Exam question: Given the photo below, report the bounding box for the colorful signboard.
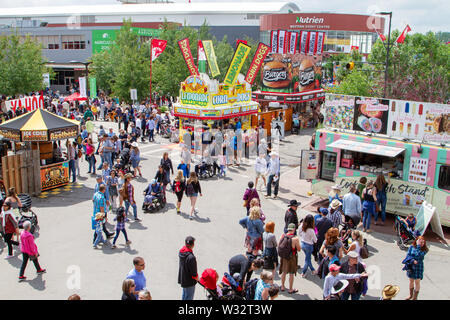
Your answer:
[40,161,70,191]
[0,129,20,141]
[49,127,79,141]
[245,43,270,85]
[202,40,220,78]
[5,95,44,113]
[324,94,355,130]
[180,76,208,106]
[261,53,322,93]
[178,38,200,76]
[223,42,251,86]
[353,96,389,134]
[22,130,48,142]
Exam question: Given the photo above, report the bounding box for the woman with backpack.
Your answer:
[239,206,265,256]
[243,181,260,216]
[185,172,202,220]
[278,223,301,294]
[172,170,186,214]
[300,214,317,278]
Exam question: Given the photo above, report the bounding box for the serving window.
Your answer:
[340,149,404,177]
[320,151,337,181]
[438,165,450,191]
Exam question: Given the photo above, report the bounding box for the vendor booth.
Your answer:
[0,108,80,192]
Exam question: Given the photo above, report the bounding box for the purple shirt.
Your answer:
[243,188,259,209]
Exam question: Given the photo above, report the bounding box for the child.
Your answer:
[218,152,227,177]
[102,162,111,184]
[177,159,189,178]
[112,207,131,249]
[93,212,106,249]
[107,170,119,211]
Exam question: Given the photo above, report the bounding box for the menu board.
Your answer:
[408,157,428,185]
[353,97,389,134]
[324,94,354,130]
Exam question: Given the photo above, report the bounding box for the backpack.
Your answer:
[174,181,182,193]
[278,234,293,260]
[360,239,369,259]
[244,278,259,300]
[186,182,194,196]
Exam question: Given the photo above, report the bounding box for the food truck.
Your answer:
[301,94,450,227]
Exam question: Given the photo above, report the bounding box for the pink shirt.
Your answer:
[20,230,38,256]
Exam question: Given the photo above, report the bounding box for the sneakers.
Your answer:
[176,208,180,214]
[273,195,278,199]
[37,269,46,274]
[189,216,193,220]
[126,240,132,245]
[111,245,117,249]
[93,245,99,249]
[134,217,141,222]
[18,276,26,281]
[4,255,13,259]
[264,194,270,199]
[194,208,199,214]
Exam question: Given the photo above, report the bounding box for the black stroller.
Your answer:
[115,148,134,176]
[394,215,418,250]
[17,194,39,234]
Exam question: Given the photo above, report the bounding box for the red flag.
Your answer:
[373,25,386,42]
[396,25,411,44]
[151,39,167,61]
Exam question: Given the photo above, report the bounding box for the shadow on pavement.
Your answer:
[127,221,148,230]
[27,275,46,291]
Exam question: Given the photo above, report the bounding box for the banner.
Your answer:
[288,32,297,54]
[43,73,50,88]
[270,30,278,53]
[277,30,286,54]
[316,32,325,55]
[89,77,97,99]
[5,95,44,113]
[324,94,355,130]
[197,40,207,73]
[245,42,270,85]
[178,38,200,76]
[152,38,167,62]
[223,42,251,86]
[202,40,220,78]
[300,31,308,55]
[41,161,70,191]
[261,53,322,93]
[353,96,389,134]
[79,77,87,98]
[308,32,317,55]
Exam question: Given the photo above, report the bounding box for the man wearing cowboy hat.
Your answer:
[382,285,400,300]
[284,200,300,235]
[340,251,367,300]
[323,264,367,300]
[328,199,344,229]
[265,151,280,199]
[328,280,349,300]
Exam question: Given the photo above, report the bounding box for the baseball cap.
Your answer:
[185,236,195,246]
[329,264,341,272]
[287,223,296,231]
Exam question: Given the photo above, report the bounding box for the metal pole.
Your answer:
[85,63,89,96]
[383,12,392,98]
[149,37,153,102]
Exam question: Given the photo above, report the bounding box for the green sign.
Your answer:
[89,77,97,98]
[92,28,162,54]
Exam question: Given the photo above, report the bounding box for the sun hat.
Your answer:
[287,223,296,231]
[382,285,400,300]
[269,151,278,157]
[124,173,133,179]
[329,264,341,272]
[330,199,342,210]
[331,185,341,191]
[131,142,138,148]
[347,251,359,259]
[331,280,349,295]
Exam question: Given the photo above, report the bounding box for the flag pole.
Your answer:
[150,37,153,103]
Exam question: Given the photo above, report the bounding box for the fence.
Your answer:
[1,150,41,196]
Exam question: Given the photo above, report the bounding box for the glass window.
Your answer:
[320,151,337,181]
[62,35,85,50]
[438,165,450,191]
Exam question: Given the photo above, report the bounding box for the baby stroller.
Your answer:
[394,215,418,250]
[17,193,38,234]
[116,148,134,176]
[218,273,244,300]
[198,268,222,300]
[160,120,171,139]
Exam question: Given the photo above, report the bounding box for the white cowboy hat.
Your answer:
[131,142,139,148]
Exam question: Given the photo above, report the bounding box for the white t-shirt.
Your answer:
[255,157,267,173]
[300,227,317,245]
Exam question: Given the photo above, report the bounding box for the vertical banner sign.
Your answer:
[223,42,251,86]
[89,77,97,99]
[43,73,50,88]
[202,40,221,78]
[270,30,278,53]
[278,30,286,54]
[79,77,87,97]
[197,40,207,73]
[178,38,200,76]
[284,32,290,54]
[244,42,270,85]
[316,32,325,55]
[289,32,297,54]
[308,32,317,56]
[300,31,309,55]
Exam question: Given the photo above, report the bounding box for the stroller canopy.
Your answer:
[200,268,218,291]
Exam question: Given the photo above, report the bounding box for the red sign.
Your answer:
[178,38,199,76]
[5,95,44,113]
[151,38,167,61]
[245,43,270,85]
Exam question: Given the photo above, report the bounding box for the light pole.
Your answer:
[377,12,393,98]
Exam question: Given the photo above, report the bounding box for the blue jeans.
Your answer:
[266,174,279,196]
[301,242,315,274]
[93,229,104,246]
[68,159,76,183]
[341,292,361,300]
[88,155,96,173]
[362,201,375,230]
[182,285,196,300]
[112,229,129,245]
[375,192,387,223]
[125,200,138,219]
[104,152,113,168]
[148,129,154,141]
[97,155,105,170]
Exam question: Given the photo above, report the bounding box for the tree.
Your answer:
[0,31,51,96]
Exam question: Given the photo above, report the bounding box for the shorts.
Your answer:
[255,172,265,178]
[189,193,198,198]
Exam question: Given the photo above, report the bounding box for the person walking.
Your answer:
[362,181,377,233]
[121,279,137,300]
[262,221,278,275]
[147,116,155,142]
[161,152,174,185]
[123,173,140,221]
[126,257,147,299]
[112,207,131,249]
[254,153,267,191]
[278,223,301,294]
[265,152,280,199]
[342,185,362,227]
[403,236,428,300]
[328,199,344,229]
[243,181,260,216]
[314,207,333,263]
[374,174,388,226]
[93,184,114,239]
[239,206,265,256]
[185,172,202,220]
[172,170,186,214]
[18,220,46,281]
[66,140,77,183]
[155,165,170,199]
[130,142,142,178]
[340,251,367,300]
[84,137,96,175]
[1,201,19,259]
[284,200,300,234]
[93,212,106,249]
[178,236,198,300]
[300,214,317,278]
[106,170,119,211]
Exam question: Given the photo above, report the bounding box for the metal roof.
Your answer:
[0,2,300,18]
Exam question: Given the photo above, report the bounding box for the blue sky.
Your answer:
[0,0,448,33]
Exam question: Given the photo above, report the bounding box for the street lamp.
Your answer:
[70,60,91,95]
[376,12,393,98]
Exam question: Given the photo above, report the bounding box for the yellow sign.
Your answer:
[180,76,209,107]
[223,42,251,86]
[324,38,351,45]
[202,40,221,78]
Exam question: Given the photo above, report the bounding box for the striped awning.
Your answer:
[327,139,404,157]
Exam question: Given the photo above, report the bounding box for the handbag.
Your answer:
[360,243,369,259]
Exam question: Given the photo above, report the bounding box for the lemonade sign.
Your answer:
[180,76,209,107]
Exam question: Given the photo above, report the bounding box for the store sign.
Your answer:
[180,76,208,106]
[211,94,228,106]
[174,107,200,116]
[223,42,251,86]
[178,38,200,76]
[261,53,322,94]
[202,40,220,78]
[49,127,79,141]
[201,110,222,118]
[41,162,69,191]
[223,107,241,116]
[22,130,48,141]
[245,42,270,85]
[5,95,44,113]
[324,94,355,130]
[353,96,389,134]
[92,28,161,53]
[0,129,20,141]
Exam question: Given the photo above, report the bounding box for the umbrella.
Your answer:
[64,92,87,102]
[0,108,79,142]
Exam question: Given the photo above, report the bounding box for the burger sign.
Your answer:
[261,53,322,93]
